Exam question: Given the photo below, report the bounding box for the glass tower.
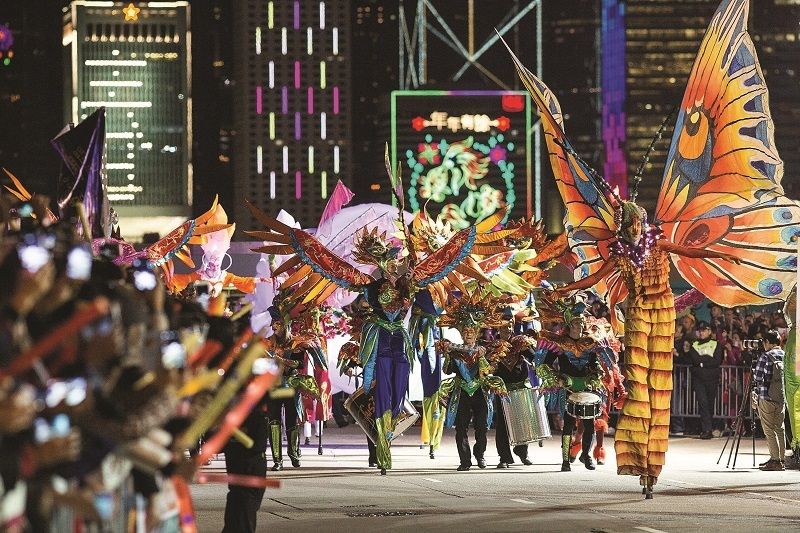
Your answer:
[63,1,192,230]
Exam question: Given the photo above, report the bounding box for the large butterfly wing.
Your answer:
[664,198,800,305]
[504,39,628,317]
[657,0,799,303]
[657,0,785,222]
[503,39,617,243]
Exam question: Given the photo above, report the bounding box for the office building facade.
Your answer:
[63,1,192,234]
[233,0,352,228]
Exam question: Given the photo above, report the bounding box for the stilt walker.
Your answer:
[505,0,800,496]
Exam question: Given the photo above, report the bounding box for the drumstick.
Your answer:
[187,339,223,369]
[218,328,254,373]
[195,473,281,489]
[173,476,198,533]
[1,297,110,378]
[177,339,267,449]
[195,370,279,465]
[231,428,254,449]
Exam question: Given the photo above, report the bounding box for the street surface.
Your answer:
[192,425,800,532]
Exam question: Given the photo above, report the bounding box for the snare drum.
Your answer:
[566,392,602,420]
[344,387,420,444]
[501,387,551,446]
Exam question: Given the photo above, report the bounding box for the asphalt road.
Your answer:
[192,425,800,532]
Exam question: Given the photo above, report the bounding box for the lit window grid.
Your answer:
[69,6,191,208]
[248,0,350,203]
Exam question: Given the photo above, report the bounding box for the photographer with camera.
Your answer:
[751,330,786,471]
[690,322,724,439]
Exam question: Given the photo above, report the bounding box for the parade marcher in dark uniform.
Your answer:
[264,302,320,471]
[489,312,537,468]
[689,321,723,439]
[437,291,507,471]
[204,313,270,533]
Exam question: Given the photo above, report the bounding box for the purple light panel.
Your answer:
[295,170,302,199]
[601,0,628,197]
[307,87,314,114]
[333,86,339,115]
[256,86,262,115]
[293,1,300,30]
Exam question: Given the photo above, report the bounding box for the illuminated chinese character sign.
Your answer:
[391,91,531,229]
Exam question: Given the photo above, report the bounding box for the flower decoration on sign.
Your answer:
[407,133,516,230]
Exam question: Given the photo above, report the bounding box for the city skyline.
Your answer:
[0,0,797,238]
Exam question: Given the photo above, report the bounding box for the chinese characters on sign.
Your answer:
[411,112,511,133]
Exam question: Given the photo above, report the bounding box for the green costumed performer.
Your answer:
[784,289,800,465]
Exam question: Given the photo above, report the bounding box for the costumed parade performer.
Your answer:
[437,291,508,471]
[535,295,619,472]
[487,307,538,468]
[566,313,625,466]
[263,298,321,471]
[296,306,333,454]
[784,290,800,465]
[336,295,384,468]
[410,288,445,459]
[243,160,512,474]
[505,0,800,497]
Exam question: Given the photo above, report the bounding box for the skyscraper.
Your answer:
[0,1,64,194]
[750,0,800,199]
[63,1,192,235]
[624,0,718,211]
[233,0,352,229]
[350,1,397,205]
[190,0,235,217]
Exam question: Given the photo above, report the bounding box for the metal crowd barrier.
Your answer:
[670,364,750,419]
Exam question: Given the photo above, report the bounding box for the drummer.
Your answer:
[436,290,508,471]
[488,307,538,468]
[534,294,610,472]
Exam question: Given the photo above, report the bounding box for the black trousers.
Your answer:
[367,436,377,464]
[493,395,528,463]
[222,410,268,533]
[693,372,719,433]
[455,389,488,466]
[562,413,594,458]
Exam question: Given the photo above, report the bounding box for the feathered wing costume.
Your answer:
[244,177,510,472]
[506,0,800,495]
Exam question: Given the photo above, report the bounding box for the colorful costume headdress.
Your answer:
[438,290,509,330]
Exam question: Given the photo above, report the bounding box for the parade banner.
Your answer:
[51,108,108,237]
[391,90,532,229]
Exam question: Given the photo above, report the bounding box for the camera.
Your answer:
[741,339,764,351]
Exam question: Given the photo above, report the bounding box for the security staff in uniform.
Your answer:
[689,321,723,439]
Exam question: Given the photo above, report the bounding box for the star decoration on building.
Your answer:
[123,3,141,22]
